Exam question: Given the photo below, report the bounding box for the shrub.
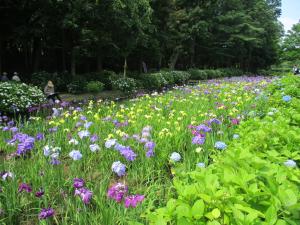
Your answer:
[111,77,137,95]
[86,81,105,93]
[140,73,167,90]
[161,71,175,86]
[188,69,208,80]
[171,71,191,84]
[83,70,117,90]
[0,82,45,113]
[219,68,243,77]
[188,68,244,80]
[67,76,87,94]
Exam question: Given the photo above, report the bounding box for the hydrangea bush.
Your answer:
[111,77,137,95]
[0,82,45,113]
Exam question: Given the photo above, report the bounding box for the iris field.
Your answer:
[1,75,299,225]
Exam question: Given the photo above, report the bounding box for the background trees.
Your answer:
[281,22,300,63]
[0,0,283,78]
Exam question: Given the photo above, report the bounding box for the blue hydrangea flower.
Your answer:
[69,150,82,160]
[170,152,181,162]
[214,141,227,150]
[112,161,126,176]
[233,134,240,139]
[284,159,297,168]
[196,162,205,168]
[282,95,292,102]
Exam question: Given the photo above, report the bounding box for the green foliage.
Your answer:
[140,73,167,90]
[0,82,45,113]
[111,77,137,95]
[83,70,118,90]
[147,76,300,225]
[31,71,70,91]
[281,23,300,63]
[170,71,190,85]
[67,76,87,94]
[86,81,105,93]
[188,68,243,80]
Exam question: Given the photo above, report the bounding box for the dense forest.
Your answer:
[1,0,282,78]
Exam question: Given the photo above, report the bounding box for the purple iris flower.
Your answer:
[144,141,155,158]
[2,127,9,132]
[146,149,154,158]
[16,136,35,156]
[49,127,58,133]
[90,134,98,143]
[35,189,45,198]
[196,125,212,133]
[208,118,221,125]
[84,122,93,129]
[192,135,205,145]
[124,195,145,208]
[119,147,137,161]
[18,183,32,193]
[38,208,55,220]
[36,133,45,141]
[7,120,14,127]
[74,187,93,204]
[50,158,61,165]
[10,127,18,133]
[107,183,128,202]
[112,161,126,176]
[73,178,85,188]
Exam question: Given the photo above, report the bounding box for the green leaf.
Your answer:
[192,199,205,219]
[175,203,192,219]
[166,199,177,212]
[211,208,221,219]
[278,188,298,207]
[276,219,287,225]
[198,193,212,203]
[265,205,277,225]
[207,221,221,225]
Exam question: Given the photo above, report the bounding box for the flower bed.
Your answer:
[1,76,298,224]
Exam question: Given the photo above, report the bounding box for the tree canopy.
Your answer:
[0,0,283,77]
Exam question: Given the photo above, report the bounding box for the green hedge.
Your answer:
[139,71,190,91]
[188,68,244,80]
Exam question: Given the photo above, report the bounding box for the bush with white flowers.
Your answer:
[0,82,45,113]
[111,77,137,95]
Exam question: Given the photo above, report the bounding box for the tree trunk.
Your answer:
[62,30,67,72]
[157,54,162,71]
[190,38,196,68]
[169,50,179,70]
[0,36,2,75]
[97,53,103,72]
[71,47,76,77]
[33,38,41,72]
[123,57,127,78]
